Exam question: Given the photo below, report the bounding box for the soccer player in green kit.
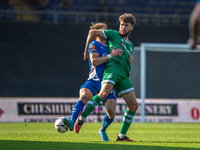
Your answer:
[75,13,138,141]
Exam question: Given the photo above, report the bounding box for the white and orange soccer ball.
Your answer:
[54,117,68,133]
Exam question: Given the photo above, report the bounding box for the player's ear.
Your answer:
[131,25,133,30]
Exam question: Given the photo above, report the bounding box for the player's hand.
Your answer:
[129,55,134,64]
[84,50,88,60]
[110,47,123,57]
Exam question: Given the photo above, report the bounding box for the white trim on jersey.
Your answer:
[101,79,115,85]
[118,87,134,96]
[88,66,100,81]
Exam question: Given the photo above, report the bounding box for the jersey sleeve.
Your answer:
[88,41,100,55]
[102,29,118,40]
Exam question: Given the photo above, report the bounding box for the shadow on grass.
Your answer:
[0,140,199,150]
[143,141,200,144]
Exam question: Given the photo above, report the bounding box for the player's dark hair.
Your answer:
[90,22,108,30]
[119,13,136,26]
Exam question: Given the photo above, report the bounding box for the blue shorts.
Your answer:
[80,79,117,105]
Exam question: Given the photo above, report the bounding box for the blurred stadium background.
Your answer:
[0,0,200,123]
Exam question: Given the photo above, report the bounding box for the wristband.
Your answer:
[107,54,112,59]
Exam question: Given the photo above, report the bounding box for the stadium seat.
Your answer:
[44,8,53,20]
[0,6,4,20]
[87,0,98,6]
[57,8,65,21]
[5,6,15,20]
[66,16,75,21]
[105,0,116,6]
[88,16,96,22]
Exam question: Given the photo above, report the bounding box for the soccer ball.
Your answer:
[54,117,68,133]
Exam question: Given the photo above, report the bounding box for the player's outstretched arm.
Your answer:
[84,30,105,60]
[91,47,123,66]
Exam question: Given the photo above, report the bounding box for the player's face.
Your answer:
[119,21,133,37]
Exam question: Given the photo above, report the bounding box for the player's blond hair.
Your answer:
[119,13,136,26]
[89,22,108,30]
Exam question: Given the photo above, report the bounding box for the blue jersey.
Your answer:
[87,41,108,81]
[197,0,200,3]
[80,40,116,104]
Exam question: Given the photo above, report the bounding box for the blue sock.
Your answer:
[71,100,85,123]
[100,113,114,132]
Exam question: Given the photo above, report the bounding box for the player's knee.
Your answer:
[133,103,138,112]
[128,101,138,112]
[106,108,115,119]
[99,91,109,100]
[79,95,89,104]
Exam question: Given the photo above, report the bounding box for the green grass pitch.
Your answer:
[0,122,200,150]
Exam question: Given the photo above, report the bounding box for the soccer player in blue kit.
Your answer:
[62,22,123,141]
